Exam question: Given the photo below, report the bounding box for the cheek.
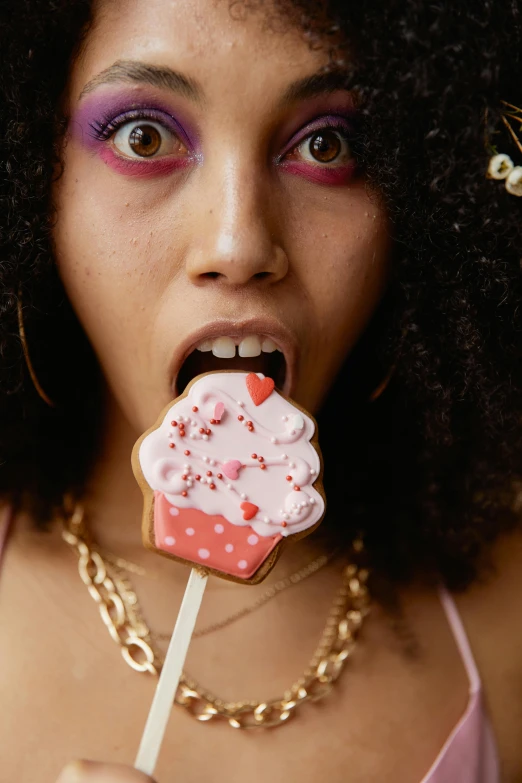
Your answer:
[315,227,389,330]
[54,141,178,297]
[52,145,181,394]
[295,192,389,329]
[287,188,390,405]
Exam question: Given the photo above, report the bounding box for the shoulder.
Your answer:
[453,530,522,781]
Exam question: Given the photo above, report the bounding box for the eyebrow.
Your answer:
[79,61,204,103]
[280,70,352,104]
[79,59,351,107]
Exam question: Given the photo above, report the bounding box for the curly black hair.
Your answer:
[1,0,521,590]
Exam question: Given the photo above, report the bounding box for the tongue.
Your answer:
[177,350,285,394]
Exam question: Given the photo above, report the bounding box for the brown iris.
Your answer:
[128,124,162,157]
[309,130,342,163]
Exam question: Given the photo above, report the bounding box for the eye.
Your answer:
[112,120,187,159]
[291,127,353,166]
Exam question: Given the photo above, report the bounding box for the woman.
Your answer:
[1,0,521,780]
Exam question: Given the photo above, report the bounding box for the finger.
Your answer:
[57,759,157,782]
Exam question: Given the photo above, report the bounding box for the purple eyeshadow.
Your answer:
[276,113,355,162]
[69,88,200,152]
[68,87,357,186]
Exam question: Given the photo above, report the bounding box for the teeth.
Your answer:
[196,335,281,357]
[261,338,277,353]
[212,336,236,359]
[238,335,261,357]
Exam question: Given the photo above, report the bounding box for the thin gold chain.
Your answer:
[97,545,335,640]
[62,502,371,729]
[165,551,333,640]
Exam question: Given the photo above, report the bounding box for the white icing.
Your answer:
[139,372,325,537]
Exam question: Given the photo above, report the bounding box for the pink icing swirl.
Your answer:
[139,372,325,538]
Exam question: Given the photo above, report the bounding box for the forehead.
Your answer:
[73,0,330,101]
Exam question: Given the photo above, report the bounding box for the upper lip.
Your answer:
[170,318,298,397]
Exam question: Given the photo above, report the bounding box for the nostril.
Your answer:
[199,270,272,282]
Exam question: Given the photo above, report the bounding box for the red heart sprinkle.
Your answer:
[240,502,259,521]
[246,373,275,406]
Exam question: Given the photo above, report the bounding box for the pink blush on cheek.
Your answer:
[279,159,357,187]
[98,146,193,178]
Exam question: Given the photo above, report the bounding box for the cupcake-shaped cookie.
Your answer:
[133,371,325,584]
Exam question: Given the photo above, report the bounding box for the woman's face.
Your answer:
[54,0,390,433]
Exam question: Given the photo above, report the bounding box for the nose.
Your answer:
[185,155,289,286]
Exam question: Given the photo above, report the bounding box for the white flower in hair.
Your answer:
[505,166,522,196]
[488,153,514,180]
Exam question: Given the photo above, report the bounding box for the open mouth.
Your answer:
[176,334,287,395]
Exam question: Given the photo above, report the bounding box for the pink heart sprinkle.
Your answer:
[213,402,225,421]
[222,459,242,480]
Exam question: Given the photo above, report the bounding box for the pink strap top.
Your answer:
[422,588,500,782]
[0,508,500,780]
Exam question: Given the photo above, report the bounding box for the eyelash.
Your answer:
[89,110,355,165]
[286,117,354,163]
[88,110,175,141]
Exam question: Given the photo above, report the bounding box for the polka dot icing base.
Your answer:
[154,491,282,578]
[136,371,325,581]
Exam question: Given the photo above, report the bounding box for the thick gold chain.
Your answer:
[62,503,371,729]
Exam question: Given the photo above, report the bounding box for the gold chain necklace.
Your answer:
[62,502,371,729]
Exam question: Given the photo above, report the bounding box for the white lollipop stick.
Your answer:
[134,567,208,776]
